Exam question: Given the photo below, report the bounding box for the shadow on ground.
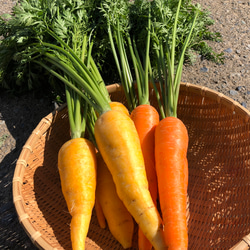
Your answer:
[0,90,54,249]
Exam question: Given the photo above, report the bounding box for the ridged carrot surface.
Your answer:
[58,138,97,250]
[155,116,189,250]
[94,110,167,250]
[130,104,160,250]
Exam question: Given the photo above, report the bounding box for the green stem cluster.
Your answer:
[101,0,152,111]
[34,29,111,139]
[101,0,199,119]
[107,20,137,111]
[151,0,199,118]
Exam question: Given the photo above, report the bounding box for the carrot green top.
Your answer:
[100,0,152,111]
[32,29,112,140]
[150,0,199,119]
[34,30,112,117]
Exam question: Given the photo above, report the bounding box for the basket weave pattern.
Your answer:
[13,83,250,249]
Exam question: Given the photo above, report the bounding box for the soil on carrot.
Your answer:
[0,0,249,249]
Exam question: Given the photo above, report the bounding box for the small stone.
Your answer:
[224,48,233,53]
[236,50,241,54]
[235,86,244,91]
[241,102,247,108]
[200,67,209,73]
[229,90,238,96]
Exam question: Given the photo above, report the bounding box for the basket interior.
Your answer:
[17,84,250,249]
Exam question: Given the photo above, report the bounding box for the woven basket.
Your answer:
[13,82,250,250]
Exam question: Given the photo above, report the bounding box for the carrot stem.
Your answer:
[151,0,199,118]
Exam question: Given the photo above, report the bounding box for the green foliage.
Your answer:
[148,0,223,65]
[0,0,224,96]
[0,0,98,96]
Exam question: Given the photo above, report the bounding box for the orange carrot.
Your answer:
[150,1,198,248]
[130,104,159,250]
[130,104,159,205]
[58,138,97,250]
[96,152,134,248]
[94,110,167,250]
[184,157,188,194]
[155,116,189,250]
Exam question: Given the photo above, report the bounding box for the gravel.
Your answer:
[182,0,250,110]
[0,0,249,249]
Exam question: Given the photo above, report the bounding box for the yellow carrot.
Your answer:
[109,101,130,116]
[95,101,129,232]
[58,138,97,250]
[96,152,134,248]
[94,110,167,250]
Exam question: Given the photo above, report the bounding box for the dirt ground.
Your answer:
[0,0,250,249]
[182,0,250,110]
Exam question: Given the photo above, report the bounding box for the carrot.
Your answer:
[95,102,129,119]
[138,228,152,250]
[109,101,130,116]
[155,117,189,249]
[126,5,160,249]
[96,152,134,248]
[94,100,130,232]
[94,110,167,250]
[130,104,159,250]
[53,40,100,249]
[149,1,198,248]
[184,157,188,194]
[58,138,97,250]
[130,104,159,204]
[95,197,106,229]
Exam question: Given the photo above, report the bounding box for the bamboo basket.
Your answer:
[13,82,250,250]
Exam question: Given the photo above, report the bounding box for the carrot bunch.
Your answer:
[32,19,167,250]
[101,1,160,248]
[24,0,200,249]
[101,0,199,249]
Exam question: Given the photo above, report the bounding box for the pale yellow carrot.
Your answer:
[96,152,134,248]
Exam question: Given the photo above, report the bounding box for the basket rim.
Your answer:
[12,82,250,250]
[12,104,67,250]
[106,82,250,122]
